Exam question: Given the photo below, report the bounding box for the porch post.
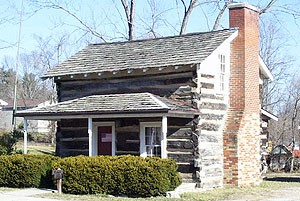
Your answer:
[23,118,28,154]
[88,117,92,156]
[161,115,167,158]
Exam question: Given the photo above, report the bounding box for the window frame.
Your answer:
[218,54,226,93]
[140,122,162,158]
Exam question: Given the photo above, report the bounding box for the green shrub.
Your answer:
[0,145,7,155]
[53,155,182,197]
[0,127,23,155]
[145,157,182,190]
[0,154,57,188]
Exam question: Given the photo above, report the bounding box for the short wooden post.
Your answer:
[57,178,62,194]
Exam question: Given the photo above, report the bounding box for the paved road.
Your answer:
[0,188,63,201]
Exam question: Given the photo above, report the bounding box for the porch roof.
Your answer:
[15,93,199,119]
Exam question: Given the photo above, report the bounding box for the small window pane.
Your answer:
[145,127,161,157]
[219,54,226,92]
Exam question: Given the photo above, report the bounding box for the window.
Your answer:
[140,122,162,158]
[218,54,226,92]
[145,127,161,157]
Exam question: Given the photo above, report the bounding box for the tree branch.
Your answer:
[45,3,107,42]
[180,0,197,35]
[260,0,277,14]
[212,1,232,31]
[121,0,135,40]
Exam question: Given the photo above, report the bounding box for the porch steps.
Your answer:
[166,182,203,198]
[179,173,195,183]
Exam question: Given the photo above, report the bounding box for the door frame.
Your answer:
[92,122,115,156]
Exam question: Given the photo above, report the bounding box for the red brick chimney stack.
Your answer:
[223,3,261,186]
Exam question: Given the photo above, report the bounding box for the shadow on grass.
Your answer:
[26,150,55,156]
[35,149,55,155]
[264,177,300,183]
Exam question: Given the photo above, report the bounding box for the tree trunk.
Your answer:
[179,0,197,35]
[121,0,136,40]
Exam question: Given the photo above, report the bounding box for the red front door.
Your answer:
[98,126,112,155]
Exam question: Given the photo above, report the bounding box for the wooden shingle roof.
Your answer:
[42,29,237,78]
[15,93,198,118]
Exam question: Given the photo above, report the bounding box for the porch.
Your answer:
[16,93,199,171]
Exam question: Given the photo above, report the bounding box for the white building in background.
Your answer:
[0,98,51,133]
[0,99,8,110]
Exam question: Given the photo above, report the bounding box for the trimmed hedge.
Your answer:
[0,154,57,188]
[52,155,182,197]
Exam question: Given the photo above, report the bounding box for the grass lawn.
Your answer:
[36,172,300,201]
[0,187,15,192]
[9,143,300,200]
[16,142,55,155]
[183,172,300,201]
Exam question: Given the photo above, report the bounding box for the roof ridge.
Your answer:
[148,93,169,109]
[89,29,236,46]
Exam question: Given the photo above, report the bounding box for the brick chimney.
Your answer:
[223,3,261,186]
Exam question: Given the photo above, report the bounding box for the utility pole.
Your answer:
[290,98,299,172]
[12,0,24,129]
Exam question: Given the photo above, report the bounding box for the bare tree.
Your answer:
[0,1,23,50]
[179,0,197,35]
[19,36,65,144]
[26,0,300,40]
[212,0,233,31]
[268,106,290,145]
[138,0,164,39]
[20,72,42,99]
[284,76,300,172]
[120,0,136,40]
[212,0,279,31]
[260,19,293,111]
[29,0,108,43]
[267,74,300,171]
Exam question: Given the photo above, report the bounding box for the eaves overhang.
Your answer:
[261,108,278,121]
[15,93,199,120]
[259,56,274,81]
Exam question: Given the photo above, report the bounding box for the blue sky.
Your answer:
[0,0,299,74]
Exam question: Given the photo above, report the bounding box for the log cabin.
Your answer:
[16,3,275,188]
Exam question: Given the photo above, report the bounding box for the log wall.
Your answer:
[56,119,89,157]
[195,74,229,188]
[55,69,199,180]
[57,71,195,102]
[57,117,195,162]
[166,117,197,176]
[115,118,140,156]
